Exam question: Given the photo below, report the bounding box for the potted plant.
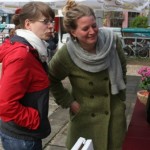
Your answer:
[137,66,150,123]
[137,66,150,105]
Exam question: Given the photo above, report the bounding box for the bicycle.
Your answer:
[123,39,149,58]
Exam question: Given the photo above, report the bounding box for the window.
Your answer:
[128,12,139,27]
[104,11,124,27]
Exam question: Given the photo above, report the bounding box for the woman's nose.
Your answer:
[48,23,54,28]
[89,27,95,34]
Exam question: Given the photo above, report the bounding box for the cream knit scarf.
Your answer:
[66,28,126,95]
[16,29,49,63]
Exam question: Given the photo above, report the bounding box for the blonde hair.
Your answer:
[62,0,77,13]
[62,0,96,33]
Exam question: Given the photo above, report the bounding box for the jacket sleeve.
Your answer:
[48,45,74,108]
[0,57,40,130]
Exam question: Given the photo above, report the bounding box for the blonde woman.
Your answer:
[49,0,127,149]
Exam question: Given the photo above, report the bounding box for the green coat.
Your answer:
[48,37,127,150]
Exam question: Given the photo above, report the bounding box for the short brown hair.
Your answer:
[12,1,55,29]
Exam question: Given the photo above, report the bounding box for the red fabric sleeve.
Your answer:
[0,58,40,130]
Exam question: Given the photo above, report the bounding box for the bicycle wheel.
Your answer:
[123,45,133,57]
[138,47,149,58]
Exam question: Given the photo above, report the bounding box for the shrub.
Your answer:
[131,15,148,28]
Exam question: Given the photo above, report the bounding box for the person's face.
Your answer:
[25,16,54,40]
[71,15,98,47]
[9,29,15,37]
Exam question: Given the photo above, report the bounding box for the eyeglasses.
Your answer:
[37,19,55,25]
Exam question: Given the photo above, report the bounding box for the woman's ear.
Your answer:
[24,19,32,30]
[70,29,76,38]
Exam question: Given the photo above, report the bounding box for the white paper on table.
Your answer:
[71,137,94,150]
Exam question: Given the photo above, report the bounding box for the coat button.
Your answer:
[90,95,94,99]
[91,113,96,117]
[89,81,93,86]
[104,77,108,81]
[104,111,109,115]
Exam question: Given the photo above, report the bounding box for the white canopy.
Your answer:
[0,0,149,14]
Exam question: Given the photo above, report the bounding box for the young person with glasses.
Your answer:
[0,2,54,150]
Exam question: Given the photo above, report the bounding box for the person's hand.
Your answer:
[70,101,80,114]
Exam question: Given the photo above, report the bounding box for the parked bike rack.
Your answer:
[121,28,150,58]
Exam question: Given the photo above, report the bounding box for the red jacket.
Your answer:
[0,36,51,140]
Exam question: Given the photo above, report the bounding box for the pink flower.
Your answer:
[138,66,150,90]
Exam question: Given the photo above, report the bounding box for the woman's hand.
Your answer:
[70,101,80,114]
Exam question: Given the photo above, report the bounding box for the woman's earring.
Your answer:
[73,37,77,42]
